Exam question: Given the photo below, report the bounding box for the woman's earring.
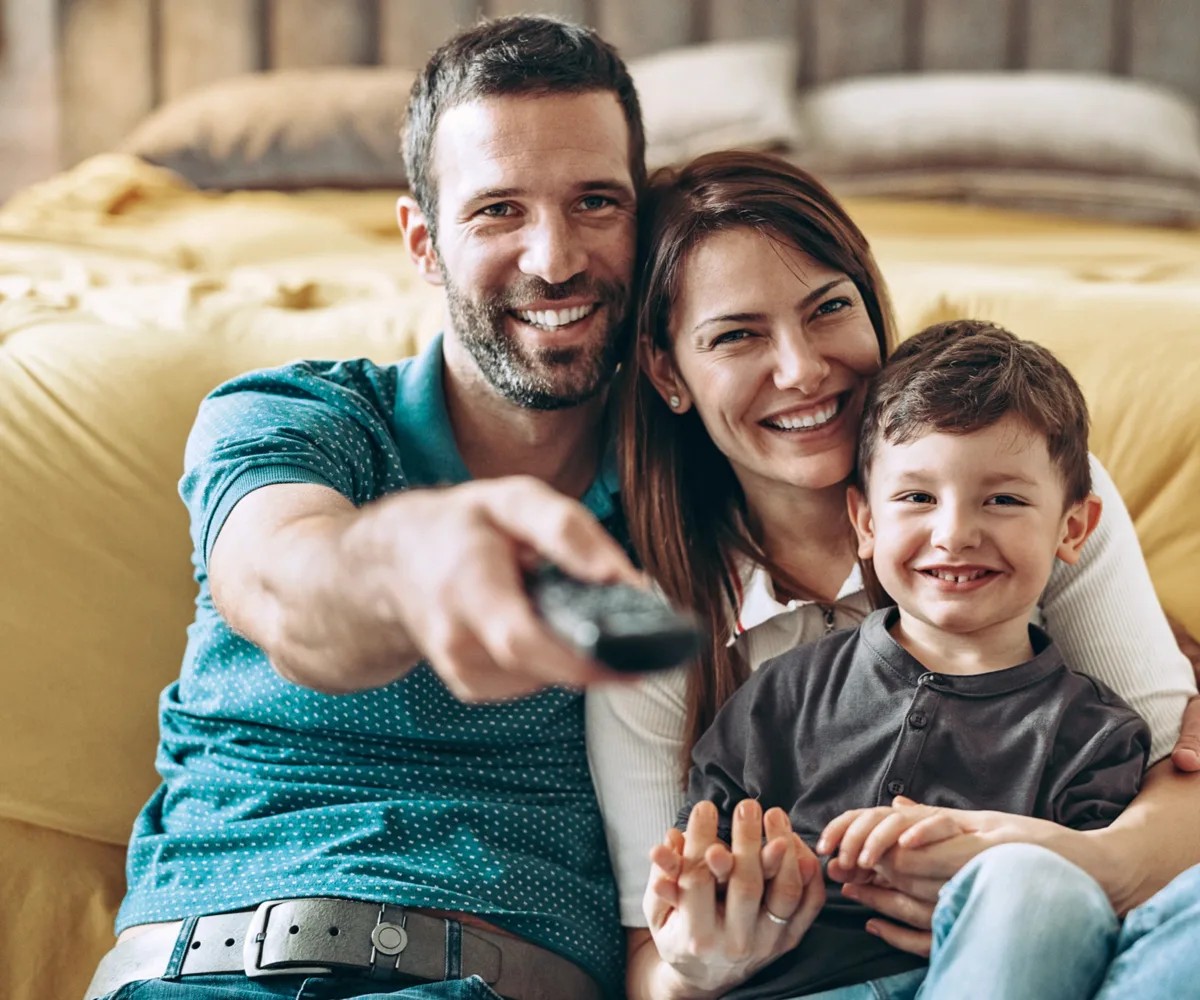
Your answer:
[669,395,681,409]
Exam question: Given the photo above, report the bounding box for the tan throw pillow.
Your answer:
[118,68,415,190]
[630,41,801,171]
[796,73,1200,225]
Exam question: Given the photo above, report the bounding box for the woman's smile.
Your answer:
[659,227,881,498]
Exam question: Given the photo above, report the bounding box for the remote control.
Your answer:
[527,564,703,673]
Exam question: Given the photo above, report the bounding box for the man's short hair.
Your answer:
[402,15,646,238]
[857,319,1093,504]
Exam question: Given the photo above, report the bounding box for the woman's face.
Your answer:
[650,226,882,498]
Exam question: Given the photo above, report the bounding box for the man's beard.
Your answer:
[442,267,630,411]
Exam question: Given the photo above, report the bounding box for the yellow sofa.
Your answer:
[1,161,1198,1000]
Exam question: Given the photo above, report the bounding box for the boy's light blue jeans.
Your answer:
[803,842,1200,1000]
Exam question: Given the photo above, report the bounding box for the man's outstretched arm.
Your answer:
[209,477,639,701]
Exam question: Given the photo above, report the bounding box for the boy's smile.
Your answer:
[849,415,1100,673]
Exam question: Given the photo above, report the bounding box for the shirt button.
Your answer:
[887,779,905,796]
[908,712,927,729]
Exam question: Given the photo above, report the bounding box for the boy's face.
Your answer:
[848,415,1100,638]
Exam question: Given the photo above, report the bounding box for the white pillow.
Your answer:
[795,73,1200,224]
[630,41,801,171]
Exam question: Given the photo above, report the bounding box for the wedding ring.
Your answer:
[765,908,790,926]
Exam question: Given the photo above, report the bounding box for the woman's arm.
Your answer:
[585,667,690,927]
[1040,455,1197,764]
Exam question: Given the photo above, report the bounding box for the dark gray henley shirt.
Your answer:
[681,607,1150,999]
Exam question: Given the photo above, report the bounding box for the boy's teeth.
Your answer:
[929,569,989,583]
[766,399,840,430]
[515,304,596,328]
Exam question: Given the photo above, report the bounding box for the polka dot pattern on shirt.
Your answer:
[119,342,624,997]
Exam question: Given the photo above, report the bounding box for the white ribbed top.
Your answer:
[586,455,1196,927]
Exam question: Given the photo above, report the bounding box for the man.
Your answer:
[85,16,644,1000]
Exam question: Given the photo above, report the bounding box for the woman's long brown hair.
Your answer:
[618,150,897,773]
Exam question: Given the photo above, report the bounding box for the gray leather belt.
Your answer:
[84,898,603,1000]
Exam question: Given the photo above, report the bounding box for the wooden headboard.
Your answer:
[54,0,1200,169]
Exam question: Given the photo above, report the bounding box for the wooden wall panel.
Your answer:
[380,0,482,68]
[487,0,589,24]
[709,0,798,42]
[1026,0,1115,73]
[920,0,1011,71]
[1129,0,1200,105]
[160,0,261,102]
[598,0,696,60]
[59,0,156,165]
[806,0,908,84]
[268,0,377,69]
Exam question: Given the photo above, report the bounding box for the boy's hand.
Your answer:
[818,798,969,883]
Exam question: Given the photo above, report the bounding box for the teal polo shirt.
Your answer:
[118,335,625,996]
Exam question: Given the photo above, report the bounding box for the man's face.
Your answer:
[429,91,637,410]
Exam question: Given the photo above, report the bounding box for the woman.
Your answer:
[586,151,1200,998]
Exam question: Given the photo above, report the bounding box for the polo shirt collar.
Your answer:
[730,557,864,643]
[392,333,472,488]
[392,334,620,519]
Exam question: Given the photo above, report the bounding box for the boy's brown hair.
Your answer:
[857,319,1092,505]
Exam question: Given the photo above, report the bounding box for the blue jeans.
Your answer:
[804,842,1200,1000]
[97,974,502,1000]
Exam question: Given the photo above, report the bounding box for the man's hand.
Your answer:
[360,476,640,700]
[211,476,640,700]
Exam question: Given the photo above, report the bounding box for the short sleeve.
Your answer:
[180,362,394,569]
[1041,454,1197,764]
[1054,716,1151,831]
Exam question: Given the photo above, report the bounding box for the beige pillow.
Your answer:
[797,73,1200,225]
[119,68,415,190]
[630,41,801,171]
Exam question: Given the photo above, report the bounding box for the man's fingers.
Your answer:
[1171,695,1200,772]
[469,574,606,688]
[866,919,933,958]
[422,619,546,702]
[480,477,640,586]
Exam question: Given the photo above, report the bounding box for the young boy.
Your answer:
[674,320,1151,998]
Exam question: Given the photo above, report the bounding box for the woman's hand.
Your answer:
[817,797,1086,956]
[815,800,970,956]
[641,800,825,998]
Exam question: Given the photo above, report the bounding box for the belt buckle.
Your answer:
[243,899,335,979]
